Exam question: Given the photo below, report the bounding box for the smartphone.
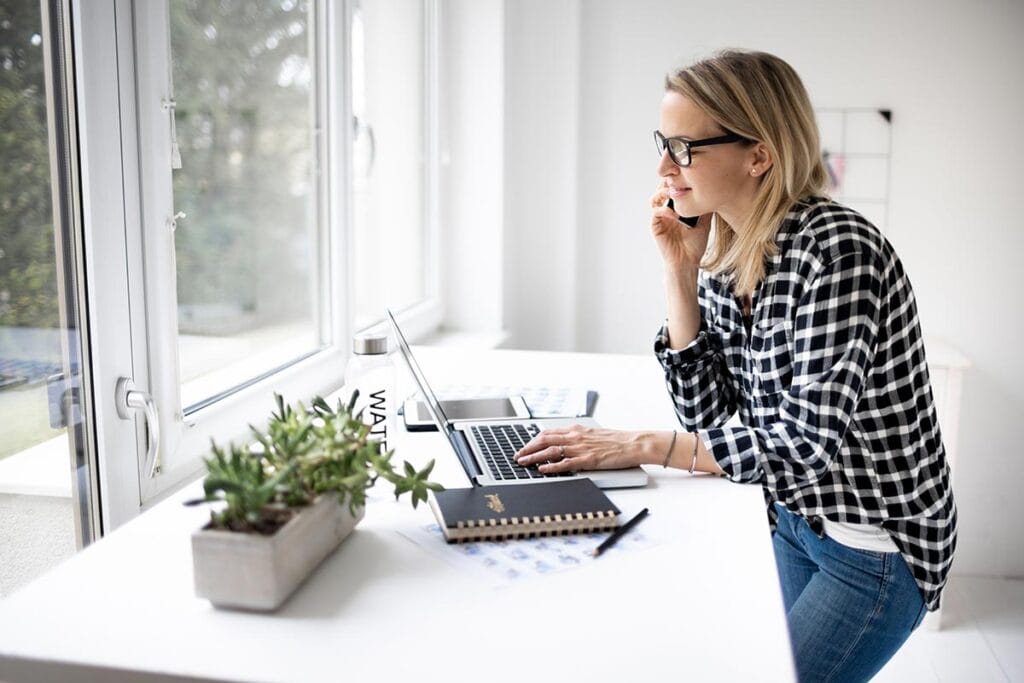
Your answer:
[666,197,700,228]
[402,396,532,431]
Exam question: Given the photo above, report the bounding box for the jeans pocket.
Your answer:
[842,543,889,560]
[822,534,889,576]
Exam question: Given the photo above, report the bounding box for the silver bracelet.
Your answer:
[661,430,678,468]
[688,432,700,474]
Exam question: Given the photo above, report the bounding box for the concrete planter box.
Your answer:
[191,494,364,611]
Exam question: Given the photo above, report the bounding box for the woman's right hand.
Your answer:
[649,179,712,269]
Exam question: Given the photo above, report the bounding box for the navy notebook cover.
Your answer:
[428,478,620,543]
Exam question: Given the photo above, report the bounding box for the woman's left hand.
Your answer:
[515,425,647,474]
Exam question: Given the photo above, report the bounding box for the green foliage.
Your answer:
[195,441,296,532]
[1,0,323,331]
[169,0,316,333]
[0,0,60,328]
[186,392,443,534]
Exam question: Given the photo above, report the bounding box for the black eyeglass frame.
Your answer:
[653,130,752,167]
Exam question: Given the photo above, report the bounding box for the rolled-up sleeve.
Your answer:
[703,251,883,493]
[654,273,741,431]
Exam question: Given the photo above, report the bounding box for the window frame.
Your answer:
[75,0,441,526]
[73,0,145,530]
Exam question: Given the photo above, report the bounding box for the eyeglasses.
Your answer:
[653,129,751,167]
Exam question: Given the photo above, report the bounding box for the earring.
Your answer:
[750,168,758,176]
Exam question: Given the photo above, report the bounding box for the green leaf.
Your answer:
[204,477,247,497]
[418,459,436,478]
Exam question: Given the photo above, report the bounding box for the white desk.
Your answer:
[0,348,796,682]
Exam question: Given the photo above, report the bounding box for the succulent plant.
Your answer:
[186,391,442,534]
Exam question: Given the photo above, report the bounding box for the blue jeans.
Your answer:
[772,503,928,682]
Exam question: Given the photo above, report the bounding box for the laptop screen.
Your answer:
[386,309,453,435]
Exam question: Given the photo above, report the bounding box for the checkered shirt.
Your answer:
[654,197,957,611]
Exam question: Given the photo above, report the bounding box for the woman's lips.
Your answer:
[668,186,691,198]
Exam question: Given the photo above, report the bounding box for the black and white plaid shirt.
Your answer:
[654,197,956,610]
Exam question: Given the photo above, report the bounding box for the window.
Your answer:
[168,0,327,411]
[0,0,99,593]
[351,0,439,332]
[76,0,441,515]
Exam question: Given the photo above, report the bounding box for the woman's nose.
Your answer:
[657,150,678,177]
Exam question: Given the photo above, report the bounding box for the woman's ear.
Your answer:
[751,142,773,176]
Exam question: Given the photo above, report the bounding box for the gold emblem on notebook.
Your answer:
[485,493,505,513]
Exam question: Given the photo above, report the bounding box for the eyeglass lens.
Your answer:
[655,132,690,167]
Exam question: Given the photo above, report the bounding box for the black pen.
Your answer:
[592,507,649,557]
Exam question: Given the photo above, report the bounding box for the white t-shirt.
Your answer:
[822,518,900,553]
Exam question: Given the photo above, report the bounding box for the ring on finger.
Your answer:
[559,445,566,459]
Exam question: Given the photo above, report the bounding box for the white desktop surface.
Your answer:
[0,348,796,682]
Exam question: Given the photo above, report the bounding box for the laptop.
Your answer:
[387,309,648,489]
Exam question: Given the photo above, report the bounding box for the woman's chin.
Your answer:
[673,197,703,217]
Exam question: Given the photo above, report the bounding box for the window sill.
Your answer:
[415,327,509,349]
[0,434,71,498]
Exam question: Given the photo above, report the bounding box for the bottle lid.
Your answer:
[352,333,389,355]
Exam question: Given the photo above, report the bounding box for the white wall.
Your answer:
[502,0,581,350]
[475,0,1024,577]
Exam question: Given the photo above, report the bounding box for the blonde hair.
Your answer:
[665,50,829,297]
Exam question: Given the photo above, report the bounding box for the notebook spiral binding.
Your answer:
[450,510,619,543]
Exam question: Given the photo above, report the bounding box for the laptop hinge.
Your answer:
[450,429,483,487]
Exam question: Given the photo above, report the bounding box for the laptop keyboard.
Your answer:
[470,423,574,481]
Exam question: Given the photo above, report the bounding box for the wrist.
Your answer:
[634,431,665,467]
[664,262,700,284]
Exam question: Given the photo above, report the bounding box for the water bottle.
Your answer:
[343,332,396,452]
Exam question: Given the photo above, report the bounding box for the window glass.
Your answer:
[352,0,427,330]
[0,0,89,594]
[169,0,325,410]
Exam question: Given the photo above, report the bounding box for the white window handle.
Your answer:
[115,377,161,478]
[162,98,182,169]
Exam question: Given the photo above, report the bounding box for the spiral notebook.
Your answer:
[428,478,621,543]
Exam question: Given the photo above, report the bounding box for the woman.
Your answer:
[516,50,956,682]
